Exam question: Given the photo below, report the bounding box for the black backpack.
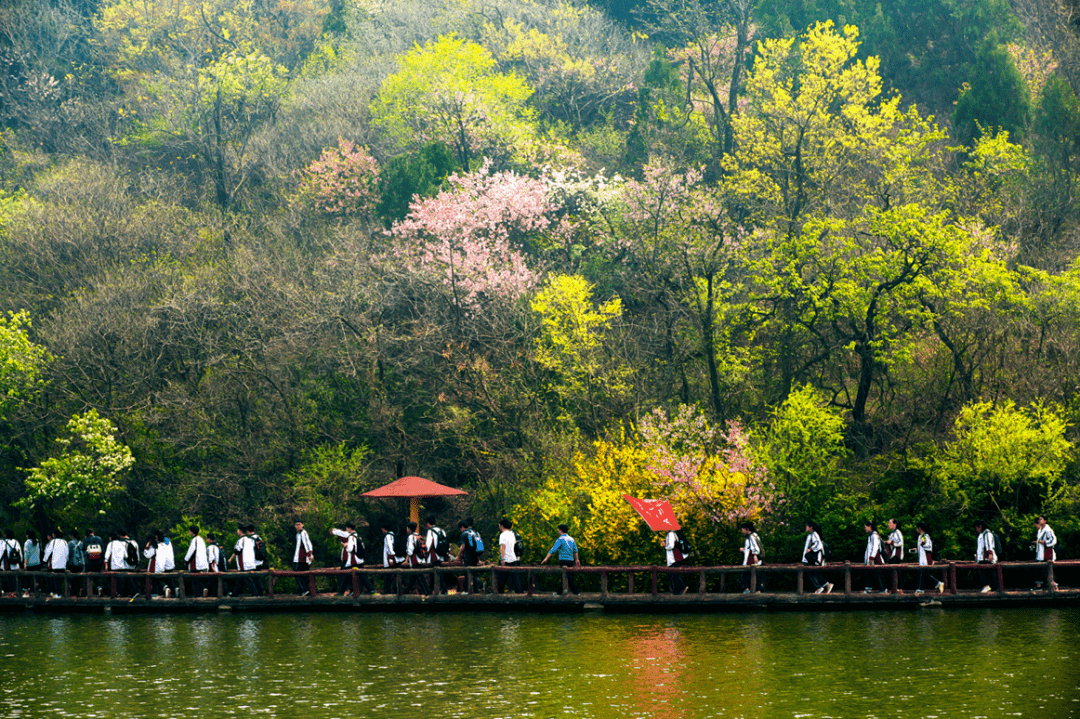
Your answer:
[125,540,139,567]
[513,532,524,558]
[349,532,365,563]
[992,532,1003,560]
[430,528,449,561]
[675,532,692,555]
[253,535,268,563]
[5,541,21,567]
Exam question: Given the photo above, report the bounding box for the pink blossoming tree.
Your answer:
[390,161,553,310]
[293,138,380,217]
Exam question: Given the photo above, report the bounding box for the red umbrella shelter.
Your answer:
[361,476,468,525]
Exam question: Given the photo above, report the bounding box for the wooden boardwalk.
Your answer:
[2,561,1078,614]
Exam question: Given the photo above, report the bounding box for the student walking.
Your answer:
[42,529,69,597]
[802,522,832,594]
[379,521,399,594]
[424,517,450,593]
[229,526,263,596]
[540,524,580,595]
[1034,515,1057,590]
[664,528,690,595]
[914,522,945,594]
[331,521,373,597]
[740,522,763,593]
[82,529,105,595]
[975,520,999,593]
[884,519,904,563]
[292,520,314,595]
[3,529,22,595]
[863,521,887,593]
[402,522,430,595]
[497,518,523,594]
[185,526,210,597]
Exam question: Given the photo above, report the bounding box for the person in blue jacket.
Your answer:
[540,524,580,595]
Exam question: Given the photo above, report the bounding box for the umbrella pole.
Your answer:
[410,497,419,526]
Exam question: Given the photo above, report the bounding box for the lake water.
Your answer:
[0,608,1077,718]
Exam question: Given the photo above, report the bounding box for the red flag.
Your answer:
[623,495,681,531]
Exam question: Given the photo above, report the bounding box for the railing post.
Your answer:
[651,568,658,596]
[750,567,757,593]
[796,567,804,595]
[145,574,153,601]
[465,568,472,595]
[891,567,899,594]
[431,568,439,595]
[217,574,223,599]
[309,572,318,597]
[627,571,634,594]
[399,569,406,596]
[600,571,608,599]
[844,562,852,596]
[719,572,725,594]
[491,566,497,595]
[177,572,186,600]
[561,568,568,595]
[699,570,706,594]
[996,564,1005,593]
[267,572,274,599]
[1047,563,1056,592]
[63,573,70,598]
[109,573,116,600]
[949,562,957,595]
[526,568,533,597]
[85,573,92,598]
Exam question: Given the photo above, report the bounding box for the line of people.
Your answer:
[0,516,582,598]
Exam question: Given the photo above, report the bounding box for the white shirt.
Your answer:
[425,528,446,562]
[207,543,225,572]
[23,539,41,568]
[976,529,997,563]
[1036,525,1057,560]
[105,539,135,570]
[157,539,175,571]
[382,532,396,566]
[499,530,518,563]
[664,531,690,566]
[293,530,313,563]
[143,545,164,573]
[43,538,69,570]
[234,535,255,571]
[332,528,363,567]
[864,532,883,564]
[886,529,903,559]
[742,533,762,566]
[917,533,934,566]
[185,535,209,571]
[802,532,823,565]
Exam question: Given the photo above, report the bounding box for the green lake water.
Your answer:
[1,608,1077,718]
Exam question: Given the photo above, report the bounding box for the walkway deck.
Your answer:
[3,561,1078,614]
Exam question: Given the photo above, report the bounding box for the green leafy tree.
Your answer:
[953,37,1031,145]
[0,311,51,423]
[17,409,135,523]
[371,35,539,169]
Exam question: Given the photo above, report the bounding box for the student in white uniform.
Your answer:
[884,519,904,563]
[143,533,163,597]
[424,517,450,594]
[914,522,945,594]
[378,520,398,594]
[292,519,314,595]
[105,530,138,597]
[740,521,763,593]
[663,528,690,595]
[331,521,373,596]
[42,529,69,597]
[497,518,523,594]
[863,521,887,593]
[229,525,262,596]
[974,520,998,593]
[185,526,210,597]
[802,522,832,593]
[401,521,430,595]
[1033,515,1058,590]
[2,529,21,595]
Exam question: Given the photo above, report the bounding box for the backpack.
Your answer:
[125,540,139,567]
[928,536,942,562]
[513,532,524,559]
[253,535,268,563]
[5,541,21,567]
[467,529,485,555]
[430,528,449,561]
[349,533,365,563]
[675,532,692,555]
[992,532,1003,560]
[85,539,103,562]
[749,533,765,561]
[821,541,831,563]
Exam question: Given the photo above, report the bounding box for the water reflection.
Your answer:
[0,609,1077,718]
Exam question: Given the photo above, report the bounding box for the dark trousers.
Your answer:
[864,563,886,591]
[558,560,579,594]
[917,564,942,590]
[741,563,764,592]
[48,568,66,595]
[497,561,524,593]
[668,560,687,594]
[337,567,374,595]
[293,561,310,594]
[402,558,430,594]
[430,559,449,593]
[805,565,826,590]
[978,562,998,590]
[189,570,206,597]
[85,560,104,593]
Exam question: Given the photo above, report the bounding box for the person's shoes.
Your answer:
[863,588,873,594]
[743,589,751,594]
[915,589,924,595]
[880,589,890,594]
[824,583,834,594]
[202,588,208,598]
[980,585,992,593]
[814,587,825,594]
[300,590,310,597]
[936,581,945,593]
[164,587,171,598]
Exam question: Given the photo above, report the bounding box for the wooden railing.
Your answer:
[1,560,1076,601]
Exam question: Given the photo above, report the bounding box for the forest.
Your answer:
[3,0,1080,567]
